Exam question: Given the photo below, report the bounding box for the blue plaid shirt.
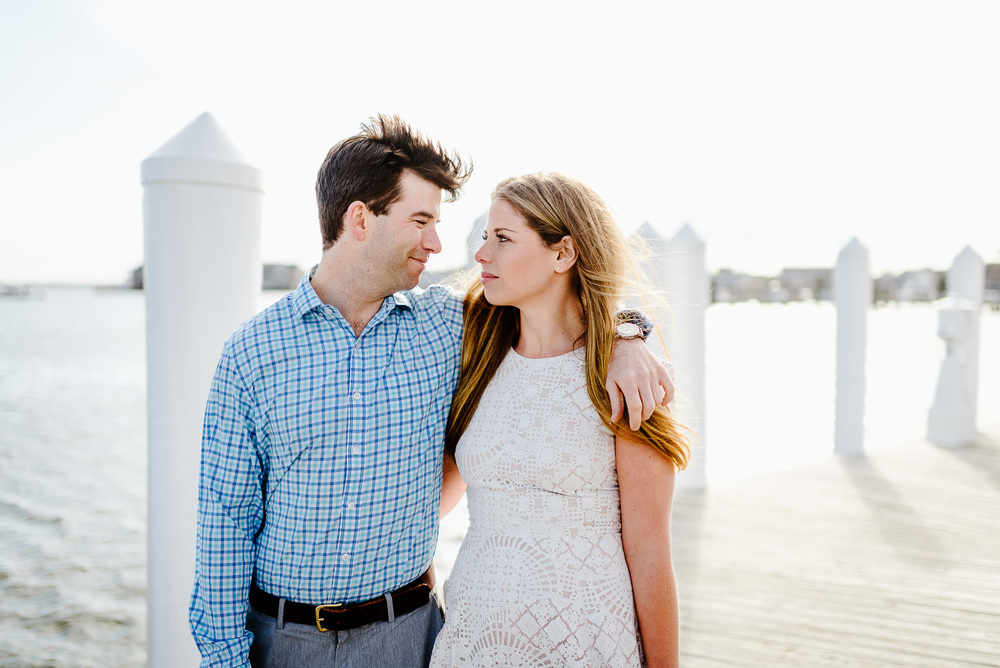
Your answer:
[189,273,463,666]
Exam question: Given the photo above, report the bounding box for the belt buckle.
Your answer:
[315,603,342,632]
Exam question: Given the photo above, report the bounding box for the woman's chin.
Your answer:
[481,287,508,307]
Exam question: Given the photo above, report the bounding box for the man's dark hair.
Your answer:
[316,114,472,249]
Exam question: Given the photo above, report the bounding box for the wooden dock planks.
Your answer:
[673,426,1000,667]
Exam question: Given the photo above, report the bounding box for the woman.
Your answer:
[430,173,689,667]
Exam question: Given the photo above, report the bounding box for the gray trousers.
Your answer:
[247,593,444,668]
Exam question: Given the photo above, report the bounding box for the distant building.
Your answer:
[262,264,305,290]
[875,269,945,303]
[984,263,1000,309]
[873,274,897,303]
[986,263,1000,292]
[127,264,305,290]
[778,268,832,301]
[712,269,770,303]
[896,269,942,302]
[128,266,143,289]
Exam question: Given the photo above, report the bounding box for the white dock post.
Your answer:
[141,113,263,667]
[834,238,872,457]
[948,248,984,428]
[928,247,984,447]
[639,222,709,489]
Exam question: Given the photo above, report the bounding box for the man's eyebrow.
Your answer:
[411,210,438,220]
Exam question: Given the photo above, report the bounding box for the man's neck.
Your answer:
[310,249,387,337]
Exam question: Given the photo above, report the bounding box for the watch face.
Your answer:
[616,322,641,337]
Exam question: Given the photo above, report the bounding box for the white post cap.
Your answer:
[633,221,664,242]
[141,112,263,192]
[669,223,706,250]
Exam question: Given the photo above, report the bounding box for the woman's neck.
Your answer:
[514,291,585,359]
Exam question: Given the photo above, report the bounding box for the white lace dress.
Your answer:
[429,348,644,667]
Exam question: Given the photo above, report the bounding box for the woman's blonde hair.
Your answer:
[445,172,689,469]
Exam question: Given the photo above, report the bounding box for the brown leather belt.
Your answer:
[249,571,433,632]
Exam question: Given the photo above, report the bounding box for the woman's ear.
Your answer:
[554,235,579,273]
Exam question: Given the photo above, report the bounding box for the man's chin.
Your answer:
[398,270,423,292]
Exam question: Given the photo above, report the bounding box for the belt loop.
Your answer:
[276,598,286,630]
[384,592,395,624]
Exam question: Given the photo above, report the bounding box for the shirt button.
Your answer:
[346,501,356,510]
[341,553,350,562]
[352,446,361,455]
[352,391,361,400]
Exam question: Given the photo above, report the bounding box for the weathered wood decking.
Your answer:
[673,424,1000,667]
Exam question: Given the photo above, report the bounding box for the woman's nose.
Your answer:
[474,242,490,264]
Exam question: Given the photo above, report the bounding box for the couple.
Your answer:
[189,115,688,668]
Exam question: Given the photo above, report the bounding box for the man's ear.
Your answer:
[554,235,579,272]
[345,201,369,241]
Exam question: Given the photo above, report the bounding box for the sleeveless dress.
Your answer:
[429,348,644,667]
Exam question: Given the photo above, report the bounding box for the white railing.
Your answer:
[641,223,986,480]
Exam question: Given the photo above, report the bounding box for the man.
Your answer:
[189,115,672,667]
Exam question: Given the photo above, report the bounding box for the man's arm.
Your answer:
[189,349,264,668]
[606,340,675,431]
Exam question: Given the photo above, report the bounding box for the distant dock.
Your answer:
[673,423,1000,667]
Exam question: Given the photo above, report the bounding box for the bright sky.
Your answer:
[2,0,998,285]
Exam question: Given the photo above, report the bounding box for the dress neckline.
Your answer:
[509,345,584,361]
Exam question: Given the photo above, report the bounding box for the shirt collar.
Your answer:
[388,291,413,310]
[290,266,413,319]
[289,269,325,319]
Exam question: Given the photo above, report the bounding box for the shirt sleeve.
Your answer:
[404,283,465,339]
[189,347,264,667]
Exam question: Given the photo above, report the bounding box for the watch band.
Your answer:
[614,309,654,339]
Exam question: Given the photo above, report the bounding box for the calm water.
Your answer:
[1,287,997,667]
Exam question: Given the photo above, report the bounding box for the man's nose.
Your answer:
[422,224,442,254]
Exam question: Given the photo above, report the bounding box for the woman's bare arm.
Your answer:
[440,452,467,517]
[616,435,680,667]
